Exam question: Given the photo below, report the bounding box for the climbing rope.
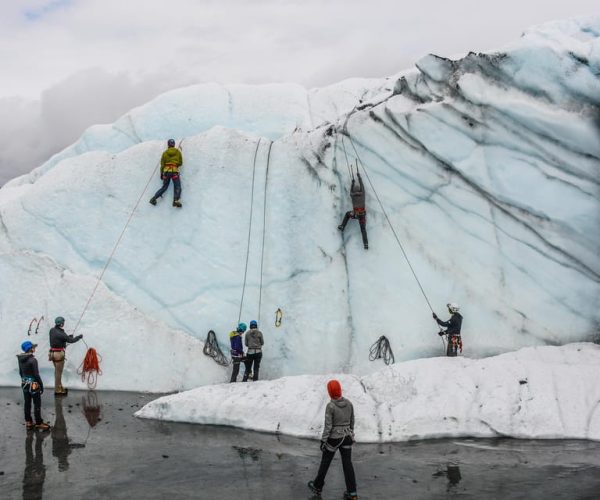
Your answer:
[203,330,229,366]
[257,141,273,323]
[368,336,395,365]
[342,127,445,350]
[238,138,261,323]
[77,347,103,389]
[275,308,283,327]
[341,136,355,181]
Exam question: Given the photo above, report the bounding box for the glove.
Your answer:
[432,312,438,320]
[77,335,83,340]
[320,441,326,451]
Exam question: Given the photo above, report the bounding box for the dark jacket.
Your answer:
[229,331,244,357]
[350,174,365,210]
[436,313,463,336]
[49,327,82,349]
[321,397,355,442]
[17,353,43,391]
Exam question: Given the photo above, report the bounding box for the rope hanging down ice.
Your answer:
[238,138,261,323]
[257,141,273,323]
[368,335,395,365]
[203,330,229,366]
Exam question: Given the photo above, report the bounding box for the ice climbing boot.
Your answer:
[364,243,368,250]
[307,481,321,496]
[25,421,35,430]
[54,386,68,396]
[35,422,51,431]
[343,492,358,500]
[173,200,182,208]
[149,197,157,206]
[337,225,344,231]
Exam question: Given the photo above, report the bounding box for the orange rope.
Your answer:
[77,348,103,389]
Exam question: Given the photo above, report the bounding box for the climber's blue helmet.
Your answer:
[168,138,175,147]
[237,322,247,333]
[21,340,37,352]
[55,316,65,327]
[249,320,258,329]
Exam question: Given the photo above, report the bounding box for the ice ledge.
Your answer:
[136,343,600,442]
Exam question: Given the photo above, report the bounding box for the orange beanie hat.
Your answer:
[327,379,342,400]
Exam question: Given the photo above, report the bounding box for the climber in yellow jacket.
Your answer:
[150,139,183,208]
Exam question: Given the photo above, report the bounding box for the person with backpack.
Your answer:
[48,316,83,396]
[243,320,264,382]
[229,322,247,383]
[433,303,463,357]
[338,172,368,250]
[149,138,183,208]
[308,379,357,500]
[17,341,50,431]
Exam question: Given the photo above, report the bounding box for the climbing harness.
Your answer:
[342,128,445,352]
[275,308,283,327]
[203,330,229,366]
[77,347,102,389]
[368,336,395,365]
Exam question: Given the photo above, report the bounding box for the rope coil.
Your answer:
[77,348,102,389]
[203,330,229,366]
[368,336,395,365]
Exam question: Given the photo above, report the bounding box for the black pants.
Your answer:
[23,387,42,425]
[313,435,356,493]
[154,172,182,201]
[243,352,262,381]
[230,357,243,383]
[340,210,368,247]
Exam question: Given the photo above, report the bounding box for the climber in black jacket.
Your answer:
[17,341,50,430]
[433,303,463,357]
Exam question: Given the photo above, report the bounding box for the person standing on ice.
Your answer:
[149,138,183,208]
[17,341,51,431]
[48,317,83,396]
[229,322,247,383]
[338,172,368,250]
[433,303,463,357]
[242,320,263,382]
[308,380,357,500]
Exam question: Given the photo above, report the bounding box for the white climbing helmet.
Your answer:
[447,303,460,313]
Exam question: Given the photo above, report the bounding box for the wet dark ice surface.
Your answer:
[1,388,599,499]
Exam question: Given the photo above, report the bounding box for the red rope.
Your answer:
[77,348,103,389]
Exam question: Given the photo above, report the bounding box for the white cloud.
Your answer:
[0,0,598,184]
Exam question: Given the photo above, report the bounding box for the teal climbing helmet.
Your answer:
[237,322,247,333]
[55,316,65,326]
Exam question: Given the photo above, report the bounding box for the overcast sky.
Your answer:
[1,0,598,184]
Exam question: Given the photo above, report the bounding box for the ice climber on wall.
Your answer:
[17,341,51,430]
[433,303,463,356]
[48,317,83,395]
[229,322,247,383]
[308,380,358,500]
[150,138,183,208]
[338,171,368,250]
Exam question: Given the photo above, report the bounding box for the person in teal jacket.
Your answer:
[150,139,183,208]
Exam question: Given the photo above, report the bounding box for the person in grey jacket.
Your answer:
[242,320,264,382]
[338,172,368,250]
[308,380,357,500]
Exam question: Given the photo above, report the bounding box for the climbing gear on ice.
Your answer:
[77,348,102,389]
[172,199,182,208]
[55,316,65,327]
[368,336,395,365]
[149,197,157,206]
[275,308,283,327]
[27,316,44,336]
[203,330,229,366]
[447,303,460,313]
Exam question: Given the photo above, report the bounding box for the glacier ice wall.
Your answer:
[0,17,598,391]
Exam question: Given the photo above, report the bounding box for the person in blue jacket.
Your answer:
[229,323,247,382]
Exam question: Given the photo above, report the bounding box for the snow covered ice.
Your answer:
[136,344,600,442]
[1,15,599,412]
